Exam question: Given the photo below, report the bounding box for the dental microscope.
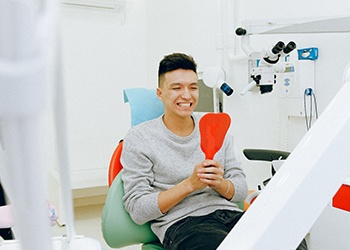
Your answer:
[236,27,297,95]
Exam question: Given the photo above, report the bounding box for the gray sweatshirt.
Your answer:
[121,115,248,243]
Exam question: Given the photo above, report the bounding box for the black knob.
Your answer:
[235,27,247,36]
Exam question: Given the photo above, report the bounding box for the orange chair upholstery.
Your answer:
[108,140,123,187]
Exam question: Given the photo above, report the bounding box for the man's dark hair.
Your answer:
[158,53,197,86]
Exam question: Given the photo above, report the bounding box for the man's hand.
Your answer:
[196,159,234,200]
[158,160,233,213]
[196,159,224,189]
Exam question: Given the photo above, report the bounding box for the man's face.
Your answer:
[157,69,199,119]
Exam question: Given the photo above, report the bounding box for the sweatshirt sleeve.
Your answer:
[121,128,164,225]
[223,136,248,203]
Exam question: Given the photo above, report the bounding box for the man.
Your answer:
[121,52,247,250]
[121,53,307,249]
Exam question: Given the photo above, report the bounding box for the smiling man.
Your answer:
[121,53,308,250]
[121,53,248,250]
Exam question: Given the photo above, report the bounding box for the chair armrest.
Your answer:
[243,149,290,162]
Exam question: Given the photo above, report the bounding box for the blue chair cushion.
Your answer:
[123,88,164,127]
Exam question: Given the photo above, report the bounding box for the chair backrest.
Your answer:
[108,88,164,187]
[102,88,164,249]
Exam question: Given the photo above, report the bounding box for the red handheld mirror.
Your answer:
[199,112,231,160]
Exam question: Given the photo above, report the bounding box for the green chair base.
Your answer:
[142,241,164,250]
[101,172,162,249]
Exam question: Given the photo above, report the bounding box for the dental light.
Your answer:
[202,66,234,96]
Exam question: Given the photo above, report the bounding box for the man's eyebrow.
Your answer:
[169,82,181,87]
[169,82,198,86]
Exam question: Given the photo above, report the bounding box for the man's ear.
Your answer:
[156,88,162,101]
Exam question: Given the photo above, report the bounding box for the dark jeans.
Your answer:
[163,209,308,250]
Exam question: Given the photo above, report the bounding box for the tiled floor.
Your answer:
[51,203,141,250]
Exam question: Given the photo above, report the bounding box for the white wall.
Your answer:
[145,1,221,81]
[54,0,350,248]
[58,2,150,188]
[56,0,223,187]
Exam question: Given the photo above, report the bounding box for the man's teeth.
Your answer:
[179,103,191,107]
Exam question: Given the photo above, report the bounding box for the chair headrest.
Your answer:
[123,88,164,127]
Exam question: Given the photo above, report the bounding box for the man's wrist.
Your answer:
[223,179,231,196]
[181,178,196,194]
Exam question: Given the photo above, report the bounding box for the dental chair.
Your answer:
[101,88,246,249]
[101,88,164,250]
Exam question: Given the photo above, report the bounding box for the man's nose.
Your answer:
[181,88,191,98]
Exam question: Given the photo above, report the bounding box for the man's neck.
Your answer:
[162,115,194,137]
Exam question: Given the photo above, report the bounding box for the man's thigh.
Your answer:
[163,210,243,250]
